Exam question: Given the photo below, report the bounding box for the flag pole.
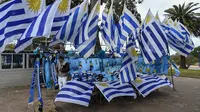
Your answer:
[167,47,175,91]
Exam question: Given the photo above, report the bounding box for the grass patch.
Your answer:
[169,69,200,79]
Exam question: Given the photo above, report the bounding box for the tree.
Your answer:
[164,2,200,69]
[171,53,198,68]
[191,46,200,58]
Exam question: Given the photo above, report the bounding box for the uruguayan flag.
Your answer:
[140,10,168,63]
[131,74,173,97]
[100,0,116,52]
[76,1,100,58]
[0,0,45,53]
[14,0,63,53]
[121,4,140,40]
[55,81,95,107]
[95,81,136,102]
[51,0,72,36]
[119,38,137,84]
[162,18,194,57]
[49,0,88,46]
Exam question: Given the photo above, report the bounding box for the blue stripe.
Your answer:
[146,26,166,55]
[5,29,25,38]
[102,85,132,93]
[138,38,152,62]
[61,88,93,96]
[120,72,125,83]
[56,94,90,103]
[0,8,25,23]
[0,17,36,35]
[15,37,31,48]
[125,67,131,82]
[141,31,160,59]
[51,26,62,31]
[152,22,168,45]
[67,8,80,41]
[88,26,98,37]
[53,15,69,22]
[124,13,139,29]
[36,5,52,36]
[138,78,164,89]
[0,0,22,12]
[67,82,93,90]
[89,15,98,27]
[59,21,68,40]
[141,82,170,95]
[168,41,189,55]
[106,91,134,98]
[170,27,184,40]
[79,38,96,56]
[122,57,132,67]
[126,42,133,49]
[130,64,136,80]
[25,19,37,38]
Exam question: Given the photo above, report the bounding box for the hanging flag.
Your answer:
[15,0,63,53]
[95,81,136,102]
[0,0,45,53]
[121,4,140,39]
[100,0,116,52]
[55,81,95,107]
[131,74,173,97]
[162,18,194,57]
[76,1,100,58]
[139,10,168,64]
[49,0,88,46]
[51,0,72,36]
[119,38,137,84]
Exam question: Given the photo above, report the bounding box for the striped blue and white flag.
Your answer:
[95,81,136,102]
[140,10,168,64]
[131,74,173,97]
[49,0,88,46]
[100,0,116,52]
[0,0,45,53]
[162,18,194,57]
[55,81,95,107]
[76,1,100,58]
[119,38,137,84]
[15,0,63,53]
[51,0,72,36]
[121,4,140,40]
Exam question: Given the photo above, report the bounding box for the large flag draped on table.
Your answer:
[162,18,194,57]
[76,1,100,58]
[49,0,88,47]
[95,81,136,102]
[119,38,137,84]
[0,0,45,53]
[55,81,95,107]
[131,74,173,97]
[15,0,64,53]
[139,10,168,64]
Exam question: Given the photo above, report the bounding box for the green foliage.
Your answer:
[191,46,200,58]
[178,69,200,79]
[0,0,10,4]
[164,2,200,37]
[105,0,143,23]
[171,53,198,68]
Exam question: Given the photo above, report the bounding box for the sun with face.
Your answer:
[58,0,69,14]
[27,0,41,13]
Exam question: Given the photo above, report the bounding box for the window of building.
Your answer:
[1,54,12,69]
[13,54,23,69]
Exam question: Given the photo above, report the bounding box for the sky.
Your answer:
[137,0,200,54]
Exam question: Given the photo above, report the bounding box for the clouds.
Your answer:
[137,0,200,21]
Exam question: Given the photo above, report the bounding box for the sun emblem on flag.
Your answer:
[131,48,137,56]
[58,0,69,14]
[27,0,41,13]
[96,3,100,12]
[99,83,109,87]
[145,14,152,24]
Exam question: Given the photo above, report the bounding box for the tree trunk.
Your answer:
[179,55,187,69]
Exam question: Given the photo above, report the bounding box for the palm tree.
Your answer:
[164,2,200,69]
